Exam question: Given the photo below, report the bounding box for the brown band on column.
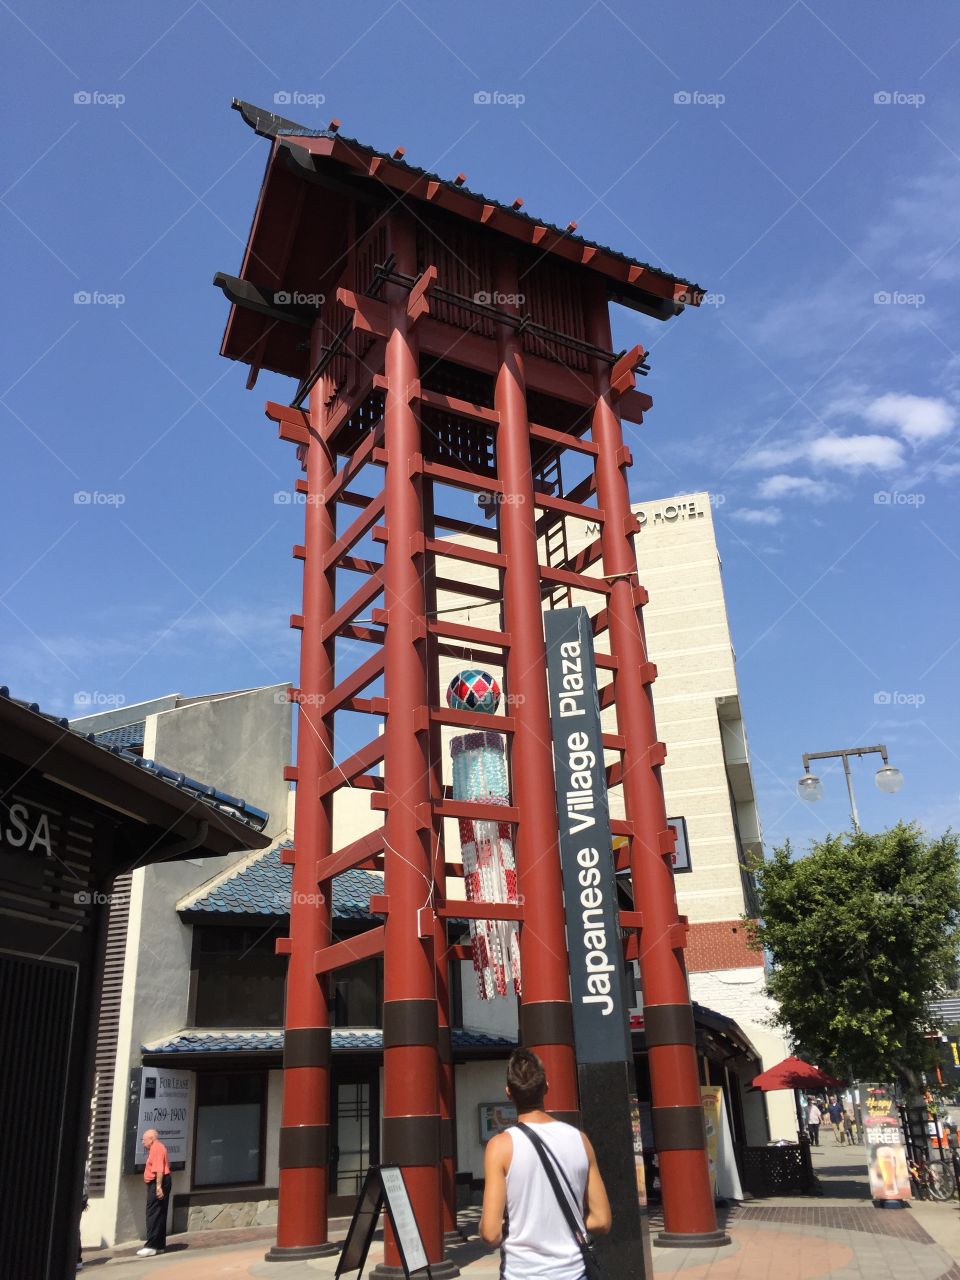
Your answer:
[383,998,439,1048]
[437,1026,452,1064]
[279,1124,330,1168]
[520,1001,574,1049]
[382,1115,441,1166]
[643,1003,696,1049]
[440,1117,456,1158]
[283,1026,331,1069]
[651,1105,707,1152]
[547,1110,582,1127]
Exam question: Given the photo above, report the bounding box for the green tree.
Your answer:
[746,822,960,1084]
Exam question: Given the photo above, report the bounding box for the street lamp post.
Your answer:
[796,744,903,834]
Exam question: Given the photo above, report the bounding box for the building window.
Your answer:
[335,1078,372,1197]
[332,957,383,1027]
[194,926,286,1028]
[193,1072,264,1188]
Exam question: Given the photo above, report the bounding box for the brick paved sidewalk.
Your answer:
[81,1202,959,1279]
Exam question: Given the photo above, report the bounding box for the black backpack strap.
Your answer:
[516,1123,588,1245]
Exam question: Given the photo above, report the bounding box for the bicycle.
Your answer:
[908,1154,955,1201]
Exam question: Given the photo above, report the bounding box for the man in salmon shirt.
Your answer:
[137,1129,172,1257]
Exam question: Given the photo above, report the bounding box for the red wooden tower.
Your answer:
[217,99,724,1269]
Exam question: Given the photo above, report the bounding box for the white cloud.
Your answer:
[758,474,839,501]
[741,432,905,474]
[730,507,783,525]
[861,392,956,444]
[806,434,905,471]
[739,441,807,471]
[743,154,960,368]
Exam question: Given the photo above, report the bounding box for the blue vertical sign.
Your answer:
[544,605,631,1065]
[545,605,653,1280]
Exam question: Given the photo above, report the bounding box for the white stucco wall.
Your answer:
[90,686,292,1246]
[264,1069,283,1186]
[689,966,797,1141]
[454,1060,512,1182]
[459,966,518,1037]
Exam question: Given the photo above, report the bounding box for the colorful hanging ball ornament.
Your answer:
[446,669,502,714]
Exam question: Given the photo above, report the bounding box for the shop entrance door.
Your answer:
[330,1066,379,1217]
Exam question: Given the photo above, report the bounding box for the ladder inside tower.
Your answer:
[535,453,572,610]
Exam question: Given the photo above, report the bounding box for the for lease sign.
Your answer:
[126,1068,190,1171]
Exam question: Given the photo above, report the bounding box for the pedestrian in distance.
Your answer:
[480,1047,612,1279]
[842,1107,855,1145]
[827,1095,845,1143]
[137,1129,171,1258]
[807,1098,823,1146]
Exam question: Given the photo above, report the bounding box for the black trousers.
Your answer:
[145,1174,172,1250]
[808,1123,820,1146]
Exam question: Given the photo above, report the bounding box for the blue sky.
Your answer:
[2,1,958,851]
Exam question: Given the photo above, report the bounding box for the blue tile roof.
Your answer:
[2,687,267,834]
[180,840,384,920]
[142,1028,516,1055]
[92,720,146,750]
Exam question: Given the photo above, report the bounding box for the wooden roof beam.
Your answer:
[255,122,702,310]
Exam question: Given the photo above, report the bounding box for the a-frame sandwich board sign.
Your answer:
[336,1164,431,1279]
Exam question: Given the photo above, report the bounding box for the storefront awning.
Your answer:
[632,1001,761,1066]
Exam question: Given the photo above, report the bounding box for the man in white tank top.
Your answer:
[480,1048,612,1279]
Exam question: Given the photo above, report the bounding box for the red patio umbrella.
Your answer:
[752,1055,844,1091]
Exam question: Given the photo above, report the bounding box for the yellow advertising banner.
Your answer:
[630,1095,647,1207]
[700,1086,723,1194]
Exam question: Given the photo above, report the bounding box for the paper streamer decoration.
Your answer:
[450,729,521,999]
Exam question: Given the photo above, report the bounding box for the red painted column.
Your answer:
[424,488,461,1246]
[585,289,725,1246]
[494,255,578,1120]
[372,214,452,1279]
[267,326,338,1261]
